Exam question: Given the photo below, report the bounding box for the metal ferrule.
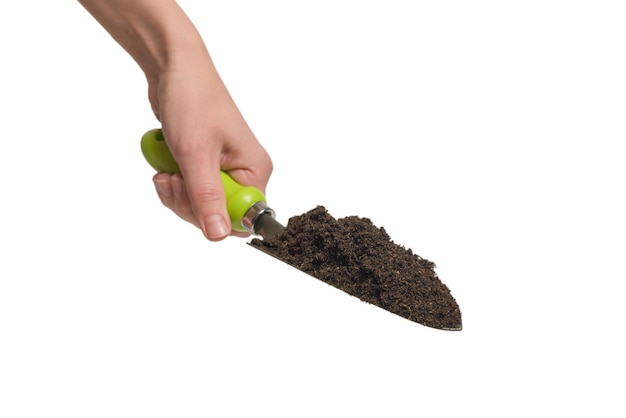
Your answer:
[241,201,276,235]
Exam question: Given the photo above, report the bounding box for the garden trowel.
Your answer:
[140,128,462,331]
[141,128,285,240]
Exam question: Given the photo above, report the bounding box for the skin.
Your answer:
[78,0,273,241]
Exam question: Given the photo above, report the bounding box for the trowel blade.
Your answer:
[255,212,285,240]
[246,241,462,332]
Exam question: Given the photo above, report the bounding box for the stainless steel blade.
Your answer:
[254,212,285,240]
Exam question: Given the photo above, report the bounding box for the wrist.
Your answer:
[79,0,210,79]
[127,7,209,80]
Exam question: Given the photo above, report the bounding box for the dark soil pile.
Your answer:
[250,206,462,330]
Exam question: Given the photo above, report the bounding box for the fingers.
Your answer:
[152,153,231,241]
[174,144,232,241]
[153,173,199,228]
[149,127,233,241]
[154,173,252,239]
[222,143,274,195]
[150,129,271,242]
[152,69,271,242]
[154,171,231,239]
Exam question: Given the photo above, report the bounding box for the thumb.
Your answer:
[176,147,231,241]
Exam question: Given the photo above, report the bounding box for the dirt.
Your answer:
[250,206,462,330]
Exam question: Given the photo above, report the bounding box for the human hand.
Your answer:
[148,56,273,241]
[77,0,272,241]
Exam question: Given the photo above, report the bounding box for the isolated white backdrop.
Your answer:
[1,1,624,417]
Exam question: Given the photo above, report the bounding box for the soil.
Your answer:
[250,206,462,330]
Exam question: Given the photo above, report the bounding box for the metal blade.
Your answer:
[246,206,462,331]
[247,239,462,331]
[254,212,285,240]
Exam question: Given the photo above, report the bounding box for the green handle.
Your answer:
[140,128,266,233]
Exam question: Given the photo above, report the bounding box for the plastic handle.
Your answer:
[140,128,266,233]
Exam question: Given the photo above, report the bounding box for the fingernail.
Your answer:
[203,215,230,241]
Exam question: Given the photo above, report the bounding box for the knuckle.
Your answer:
[192,185,224,205]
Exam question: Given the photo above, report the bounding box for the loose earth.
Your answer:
[250,206,462,330]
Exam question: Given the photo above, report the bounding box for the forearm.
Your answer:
[79,1,271,242]
[78,0,209,79]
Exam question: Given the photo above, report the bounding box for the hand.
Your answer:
[78,0,273,241]
[148,57,273,241]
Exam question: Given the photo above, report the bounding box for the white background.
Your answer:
[1,1,624,416]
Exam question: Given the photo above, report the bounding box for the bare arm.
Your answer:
[78,0,273,241]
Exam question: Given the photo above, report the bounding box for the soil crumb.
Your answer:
[250,206,462,330]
